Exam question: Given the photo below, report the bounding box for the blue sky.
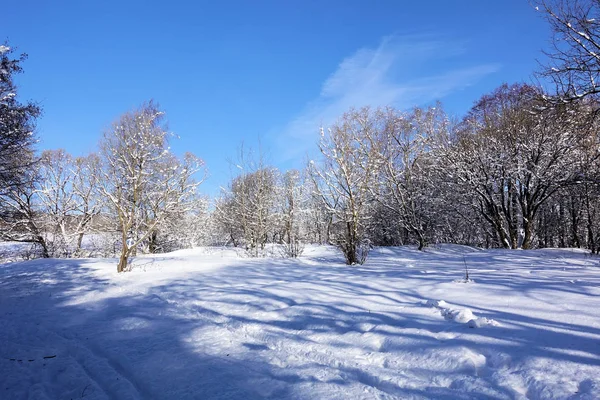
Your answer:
[4,0,550,196]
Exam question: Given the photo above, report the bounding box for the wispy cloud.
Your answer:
[273,34,500,163]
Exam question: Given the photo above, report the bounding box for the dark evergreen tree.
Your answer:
[0,44,40,195]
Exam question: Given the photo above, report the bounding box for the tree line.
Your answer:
[2,0,600,270]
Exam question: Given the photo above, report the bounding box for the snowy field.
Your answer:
[1,245,600,399]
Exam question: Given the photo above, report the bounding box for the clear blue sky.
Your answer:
[4,0,550,196]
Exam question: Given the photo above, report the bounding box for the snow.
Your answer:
[1,244,600,399]
[0,241,34,262]
[425,299,499,328]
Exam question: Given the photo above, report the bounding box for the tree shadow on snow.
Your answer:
[1,246,599,399]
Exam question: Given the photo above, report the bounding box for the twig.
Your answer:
[81,384,91,398]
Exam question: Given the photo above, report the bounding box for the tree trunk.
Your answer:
[148,230,158,254]
[588,224,596,254]
[342,221,358,265]
[37,235,50,258]
[343,242,357,265]
[559,202,566,248]
[117,248,128,273]
[584,183,596,253]
[417,231,427,251]
[570,198,581,248]
[522,218,534,250]
[117,236,129,272]
[75,232,85,257]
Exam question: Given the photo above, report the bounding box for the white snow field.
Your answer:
[1,245,600,399]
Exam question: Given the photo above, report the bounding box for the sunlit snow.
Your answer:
[1,245,599,399]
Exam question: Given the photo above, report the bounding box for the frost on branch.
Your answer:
[97,101,206,272]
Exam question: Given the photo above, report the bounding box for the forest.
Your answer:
[2,1,600,271]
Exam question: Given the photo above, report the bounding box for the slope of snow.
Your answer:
[1,245,600,399]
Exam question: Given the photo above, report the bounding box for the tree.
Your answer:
[143,152,207,253]
[0,165,49,257]
[71,153,103,255]
[537,0,600,102]
[36,149,79,257]
[536,1,600,252]
[370,106,449,250]
[278,169,308,257]
[154,194,210,252]
[214,146,279,256]
[216,169,278,255]
[309,108,380,265]
[98,101,204,272]
[0,43,40,228]
[34,150,105,257]
[445,84,579,249]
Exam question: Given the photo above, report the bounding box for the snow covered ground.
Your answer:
[0,241,34,263]
[1,245,600,399]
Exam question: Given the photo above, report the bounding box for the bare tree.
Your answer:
[309,108,380,265]
[445,84,579,249]
[71,153,103,255]
[0,167,50,257]
[278,169,308,257]
[155,194,211,251]
[537,0,600,102]
[36,149,79,257]
[143,152,207,253]
[217,169,278,256]
[98,101,204,272]
[370,106,449,250]
[214,145,279,256]
[3,150,106,259]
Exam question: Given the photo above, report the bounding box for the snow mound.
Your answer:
[453,278,475,283]
[467,317,500,328]
[425,299,448,308]
[441,307,475,323]
[426,299,499,328]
